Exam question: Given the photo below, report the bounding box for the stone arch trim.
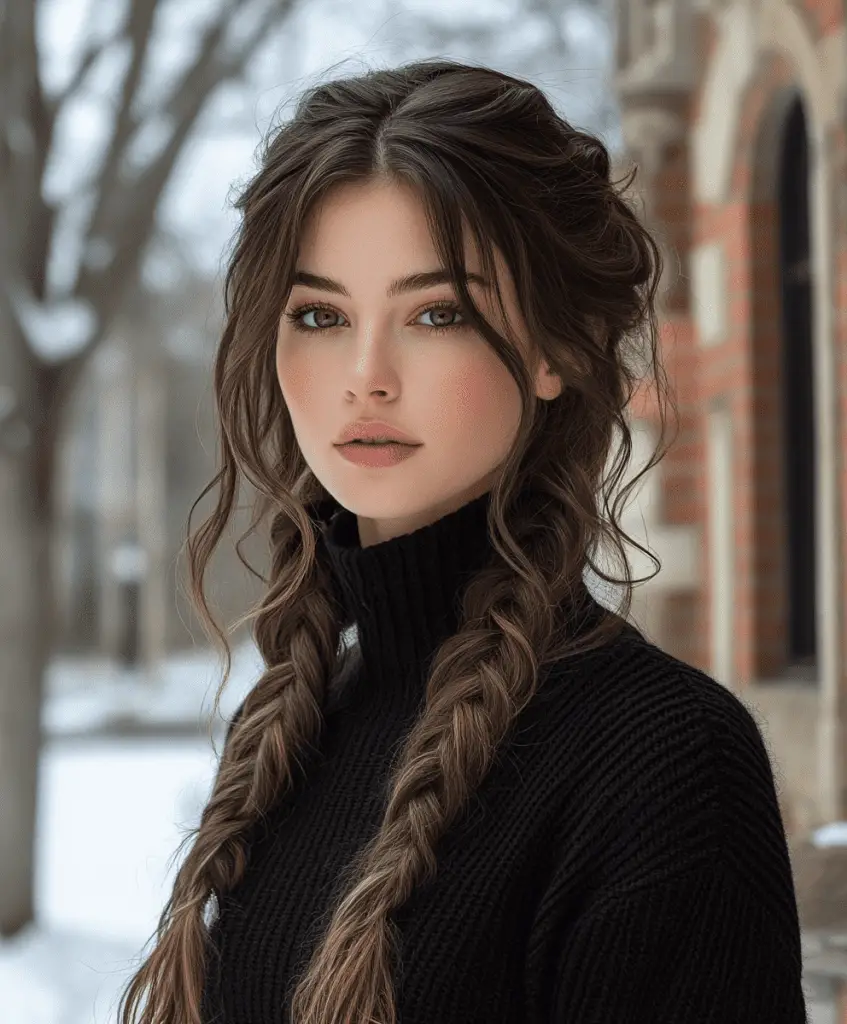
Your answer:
[693,0,844,207]
[733,56,800,203]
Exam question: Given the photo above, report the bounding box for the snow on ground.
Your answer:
[0,640,264,1024]
[42,637,265,737]
[2,734,218,1024]
[810,822,847,848]
[42,628,357,737]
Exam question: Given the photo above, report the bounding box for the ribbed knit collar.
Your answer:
[316,490,494,711]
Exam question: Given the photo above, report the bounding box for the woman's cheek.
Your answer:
[442,359,522,451]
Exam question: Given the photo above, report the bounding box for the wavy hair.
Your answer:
[117,57,677,1024]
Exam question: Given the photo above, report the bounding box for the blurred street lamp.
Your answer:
[108,539,149,674]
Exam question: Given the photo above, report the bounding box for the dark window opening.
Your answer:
[777,95,817,679]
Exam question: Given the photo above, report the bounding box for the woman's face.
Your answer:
[275,178,562,548]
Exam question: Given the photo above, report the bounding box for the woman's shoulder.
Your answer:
[538,615,783,857]
[544,606,755,736]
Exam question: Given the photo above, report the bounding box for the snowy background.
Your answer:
[1,641,261,1024]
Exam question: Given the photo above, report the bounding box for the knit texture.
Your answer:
[201,490,808,1023]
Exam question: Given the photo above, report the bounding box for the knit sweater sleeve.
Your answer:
[546,858,808,1022]
[529,669,809,1023]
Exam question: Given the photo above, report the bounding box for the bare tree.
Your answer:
[0,0,305,937]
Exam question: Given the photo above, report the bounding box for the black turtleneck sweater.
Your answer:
[201,491,808,1023]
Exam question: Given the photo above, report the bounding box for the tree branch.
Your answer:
[79,0,301,339]
[66,0,301,425]
[47,4,129,135]
[84,0,159,246]
[0,0,58,371]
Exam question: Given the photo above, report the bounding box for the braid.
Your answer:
[287,502,591,1024]
[116,504,346,1024]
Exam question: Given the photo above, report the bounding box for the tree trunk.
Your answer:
[0,443,57,936]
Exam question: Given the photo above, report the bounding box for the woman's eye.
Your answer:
[302,308,344,329]
[417,306,465,329]
[283,302,466,333]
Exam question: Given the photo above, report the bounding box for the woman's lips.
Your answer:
[335,441,422,468]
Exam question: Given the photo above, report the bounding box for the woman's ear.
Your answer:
[534,360,563,401]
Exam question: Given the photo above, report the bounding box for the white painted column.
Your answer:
[96,343,134,661]
[808,126,846,822]
[136,354,168,685]
[591,417,700,649]
[706,400,735,688]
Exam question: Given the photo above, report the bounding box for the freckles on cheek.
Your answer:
[440,362,518,448]
[277,351,315,409]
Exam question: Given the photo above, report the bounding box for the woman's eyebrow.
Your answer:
[292,269,490,298]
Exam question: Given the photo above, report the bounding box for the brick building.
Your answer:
[611,0,847,1017]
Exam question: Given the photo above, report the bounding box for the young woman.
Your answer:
[118,59,807,1024]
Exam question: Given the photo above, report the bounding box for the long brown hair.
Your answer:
[117,57,677,1024]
